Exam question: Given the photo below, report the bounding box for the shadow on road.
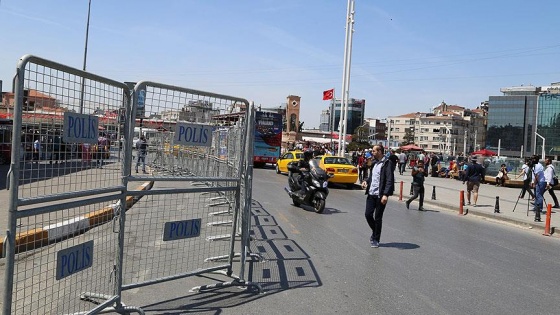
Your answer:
[379,242,420,250]
[139,198,323,314]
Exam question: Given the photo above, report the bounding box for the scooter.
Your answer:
[284,159,330,213]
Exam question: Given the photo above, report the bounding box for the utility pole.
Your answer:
[338,0,355,156]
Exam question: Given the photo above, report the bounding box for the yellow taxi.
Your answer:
[314,155,359,188]
[276,150,303,174]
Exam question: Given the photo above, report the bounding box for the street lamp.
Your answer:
[535,132,545,160]
[79,0,92,113]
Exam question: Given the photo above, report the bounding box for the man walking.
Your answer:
[135,135,148,174]
[466,157,485,207]
[516,158,536,200]
[398,150,407,175]
[531,155,546,222]
[406,160,425,211]
[544,158,559,208]
[361,144,394,248]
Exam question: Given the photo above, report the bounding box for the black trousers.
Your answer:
[365,195,387,242]
[519,179,535,199]
[547,187,559,207]
[407,184,424,208]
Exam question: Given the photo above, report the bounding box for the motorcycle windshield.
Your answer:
[309,159,328,180]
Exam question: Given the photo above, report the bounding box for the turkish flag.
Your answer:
[322,89,334,100]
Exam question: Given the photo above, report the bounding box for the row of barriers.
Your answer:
[2,55,259,314]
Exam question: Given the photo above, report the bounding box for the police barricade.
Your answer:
[2,55,138,314]
[122,82,259,298]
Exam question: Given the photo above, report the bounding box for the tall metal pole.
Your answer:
[79,0,92,114]
[338,0,355,156]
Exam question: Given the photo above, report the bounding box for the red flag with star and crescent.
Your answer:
[322,89,334,100]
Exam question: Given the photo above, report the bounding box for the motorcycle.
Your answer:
[284,159,331,213]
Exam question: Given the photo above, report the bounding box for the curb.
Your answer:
[0,181,154,257]
[400,197,557,237]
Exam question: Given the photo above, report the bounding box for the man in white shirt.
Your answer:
[544,158,559,209]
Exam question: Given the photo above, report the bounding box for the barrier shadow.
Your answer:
[138,198,322,313]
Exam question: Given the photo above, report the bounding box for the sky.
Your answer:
[1,0,560,129]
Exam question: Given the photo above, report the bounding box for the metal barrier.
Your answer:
[2,55,135,314]
[121,82,259,296]
[3,58,258,314]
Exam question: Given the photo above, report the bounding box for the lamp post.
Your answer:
[79,0,92,114]
[535,132,545,160]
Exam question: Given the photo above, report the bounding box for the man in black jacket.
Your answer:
[361,144,395,248]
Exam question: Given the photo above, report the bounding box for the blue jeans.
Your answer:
[136,154,146,172]
[534,181,546,214]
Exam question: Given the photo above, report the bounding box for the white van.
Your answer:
[132,127,159,149]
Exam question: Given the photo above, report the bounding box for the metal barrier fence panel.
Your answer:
[122,81,253,292]
[3,55,132,314]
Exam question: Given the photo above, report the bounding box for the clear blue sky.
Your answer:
[1,0,560,129]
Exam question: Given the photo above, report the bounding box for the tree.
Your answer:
[401,127,415,146]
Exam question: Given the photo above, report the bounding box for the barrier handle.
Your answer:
[399,181,403,201]
[544,203,552,236]
[459,190,464,215]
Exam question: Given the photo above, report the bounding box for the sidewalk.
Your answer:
[0,158,153,256]
[393,171,559,236]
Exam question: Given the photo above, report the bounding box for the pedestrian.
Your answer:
[398,150,407,175]
[495,163,509,186]
[544,158,559,209]
[405,160,425,211]
[388,150,398,173]
[357,153,367,182]
[531,155,546,222]
[361,144,395,248]
[516,158,535,200]
[96,132,108,168]
[135,135,148,174]
[466,156,485,207]
[33,137,41,162]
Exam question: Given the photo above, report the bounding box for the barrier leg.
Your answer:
[494,196,500,213]
[399,181,403,201]
[459,190,464,215]
[431,186,436,200]
[544,204,552,236]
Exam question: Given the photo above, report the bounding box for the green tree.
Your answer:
[401,127,415,146]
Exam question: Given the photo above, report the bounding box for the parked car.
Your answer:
[314,155,359,189]
[276,150,303,174]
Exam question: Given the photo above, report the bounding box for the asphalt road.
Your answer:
[2,165,560,314]
[117,166,560,315]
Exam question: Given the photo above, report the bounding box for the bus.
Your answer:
[253,111,282,167]
[0,119,12,164]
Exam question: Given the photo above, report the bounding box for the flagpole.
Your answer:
[330,89,335,152]
[339,0,355,157]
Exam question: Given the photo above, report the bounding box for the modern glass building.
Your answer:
[536,92,560,156]
[487,95,537,156]
[487,83,560,158]
[329,98,365,135]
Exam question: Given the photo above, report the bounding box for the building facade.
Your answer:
[328,98,365,136]
[387,101,487,155]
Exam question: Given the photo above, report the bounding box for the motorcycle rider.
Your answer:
[297,150,313,197]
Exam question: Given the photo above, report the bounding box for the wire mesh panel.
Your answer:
[3,55,131,315]
[9,201,121,315]
[123,81,252,291]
